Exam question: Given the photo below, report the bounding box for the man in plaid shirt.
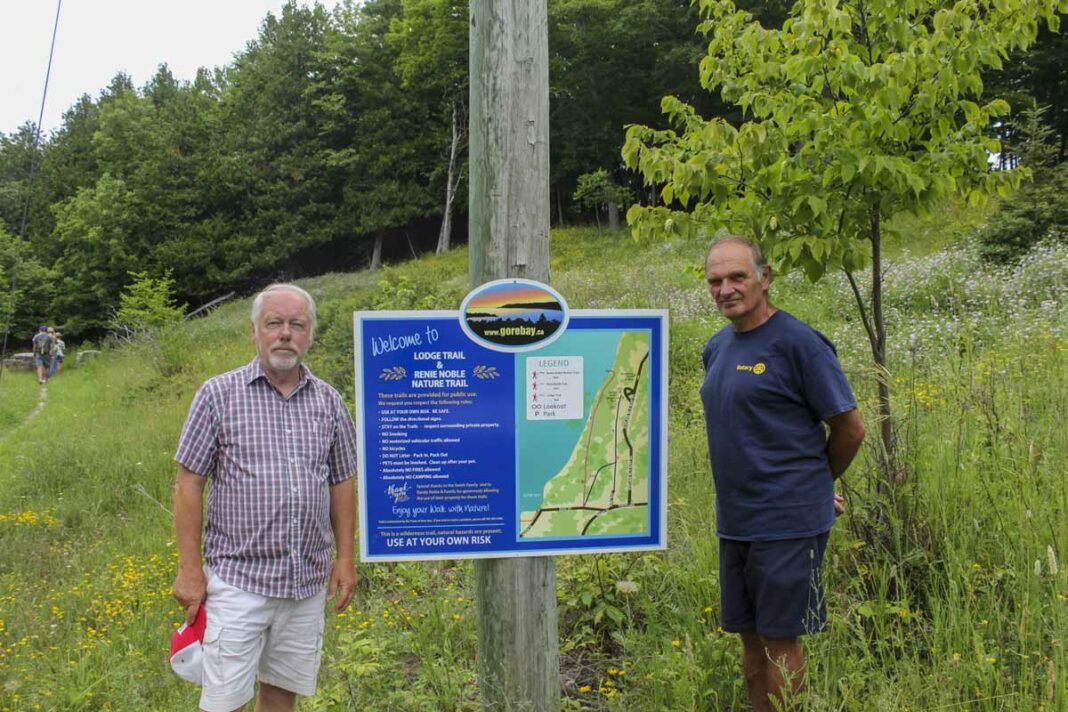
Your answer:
[172,283,358,712]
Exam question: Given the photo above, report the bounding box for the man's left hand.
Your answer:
[328,557,357,612]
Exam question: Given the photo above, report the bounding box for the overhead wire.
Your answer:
[1,0,63,382]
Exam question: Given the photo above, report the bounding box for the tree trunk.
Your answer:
[607,198,620,231]
[370,233,383,271]
[437,103,464,254]
[870,209,896,484]
[469,1,559,710]
[555,184,565,227]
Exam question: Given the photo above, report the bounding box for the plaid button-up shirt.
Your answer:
[175,358,358,599]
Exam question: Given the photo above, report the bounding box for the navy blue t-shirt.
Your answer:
[700,311,856,541]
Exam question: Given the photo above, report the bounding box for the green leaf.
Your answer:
[841,160,856,183]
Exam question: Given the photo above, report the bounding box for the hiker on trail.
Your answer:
[32,325,53,384]
[171,283,359,712]
[49,331,65,377]
[699,236,866,712]
[48,330,64,382]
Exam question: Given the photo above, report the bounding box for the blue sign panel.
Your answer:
[354,310,668,561]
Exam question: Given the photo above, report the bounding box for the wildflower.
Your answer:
[1048,545,1059,576]
[672,639,681,648]
[579,685,591,694]
[703,606,713,613]
[615,580,639,595]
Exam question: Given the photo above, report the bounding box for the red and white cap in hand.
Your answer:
[169,605,207,685]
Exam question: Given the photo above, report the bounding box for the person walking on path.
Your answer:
[48,329,64,378]
[171,283,359,712]
[31,325,53,384]
[700,236,866,711]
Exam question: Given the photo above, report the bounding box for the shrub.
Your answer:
[980,106,1068,262]
[110,270,186,337]
[979,163,1068,262]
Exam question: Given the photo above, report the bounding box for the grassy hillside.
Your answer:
[0,214,1065,711]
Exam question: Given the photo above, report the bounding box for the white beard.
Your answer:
[267,350,300,371]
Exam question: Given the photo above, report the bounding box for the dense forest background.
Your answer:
[0,0,1064,340]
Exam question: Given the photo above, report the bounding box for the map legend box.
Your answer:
[526,357,583,420]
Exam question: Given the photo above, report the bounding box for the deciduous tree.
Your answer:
[0,226,55,342]
[51,174,140,334]
[623,0,1067,479]
[387,0,469,252]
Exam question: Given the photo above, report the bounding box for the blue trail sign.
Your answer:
[354,303,667,562]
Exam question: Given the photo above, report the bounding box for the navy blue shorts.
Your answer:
[718,531,829,639]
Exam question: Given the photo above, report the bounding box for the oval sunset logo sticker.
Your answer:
[459,279,569,352]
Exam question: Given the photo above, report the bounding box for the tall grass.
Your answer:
[0,219,1064,711]
[0,368,40,439]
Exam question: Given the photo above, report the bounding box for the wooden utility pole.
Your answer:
[469,1,559,710]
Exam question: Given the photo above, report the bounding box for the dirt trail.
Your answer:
[25,383,48,424]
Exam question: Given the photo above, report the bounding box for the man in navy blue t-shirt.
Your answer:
[700,236,865,712]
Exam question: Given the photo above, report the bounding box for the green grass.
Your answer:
[0,368,40,439]
[0,214,1065,711]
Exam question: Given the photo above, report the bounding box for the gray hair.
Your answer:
[706,234,768,272]
[251,283,317,332]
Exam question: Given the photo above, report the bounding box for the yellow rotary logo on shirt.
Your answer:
[736,362,767,375]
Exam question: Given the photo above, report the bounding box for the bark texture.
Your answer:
[469,2,559,710]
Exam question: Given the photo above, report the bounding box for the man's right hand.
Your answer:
[172,567,207,624]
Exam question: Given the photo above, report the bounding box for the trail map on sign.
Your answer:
[519,332,650,538]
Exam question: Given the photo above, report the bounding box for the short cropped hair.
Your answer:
[251,283,317,332]
[706,234,768,273]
